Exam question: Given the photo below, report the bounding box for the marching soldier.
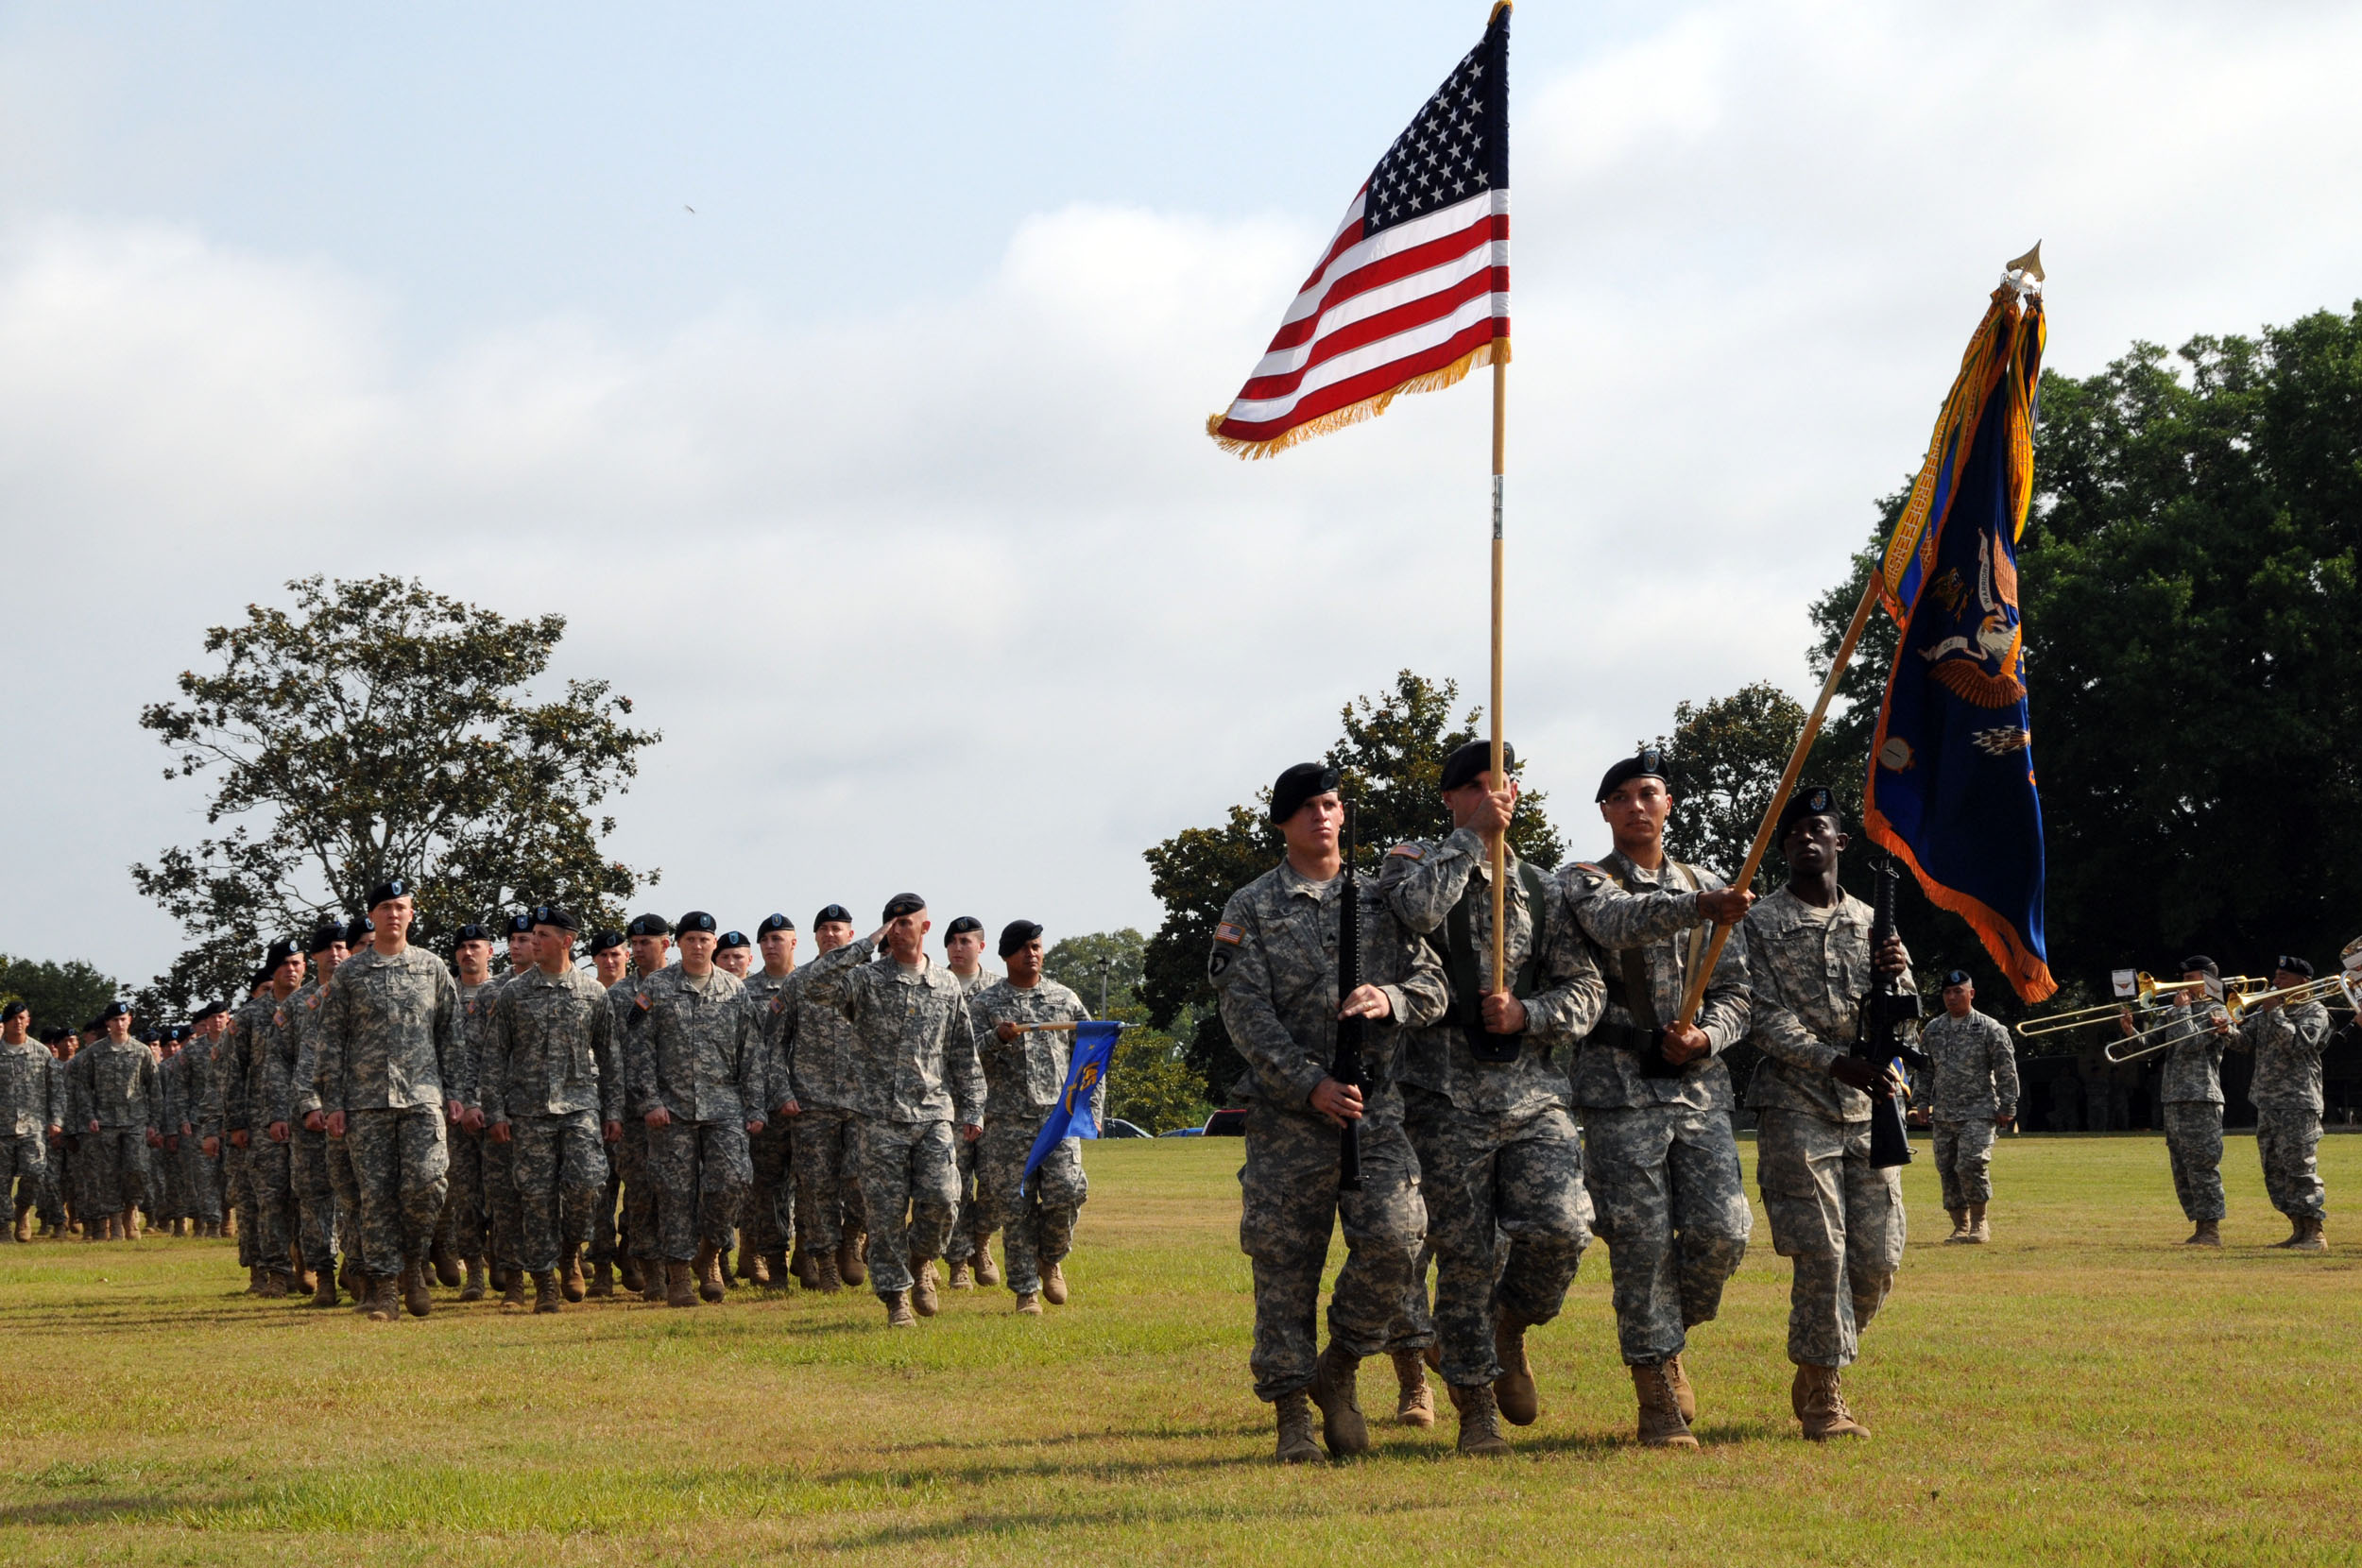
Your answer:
[1920,970,2019,1245]
[68,1002,163,1241]
[287,922,351,1303]
[942,915,1001,1289]
[1380,741,1605,1456]
[444,924,498,1302]
[1561,747,1755,1449]
[737,912,801,1289]
[319,918,374,1285]
[1742,788,1913,1440]
[2,1002,60,1241]
[206,966,279,1282]
[180,1002,230,1237]
[228,941,305,1288]
[1211,762,1446,1463]
[797,895,985,1327]
[584,928,630,1294]
[615,913,673,1300]
[966,920,1095,1315]
[481,913,539,1304]
[2120,959,2234,1246]
[715,929,755,980]
[2231,955,2333,1250]
[41,1028,76,1237]
[782,904,869,1291]
[317,879,464,1321]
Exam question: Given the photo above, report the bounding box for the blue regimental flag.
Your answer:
[1020,1020,1121,1194]
[1864,282,2057,1002]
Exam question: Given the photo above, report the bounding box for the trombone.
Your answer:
[2225,968,2362,1022]
[2014,972,2238,1040]
[2102,975,2266,1064]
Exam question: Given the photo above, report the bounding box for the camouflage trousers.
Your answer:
[1401,1088,1591,1389]
[744,1120,794,1258]
[324,1127,361,1265]
[789,1104,867,1253]
[1241,1097,1425,1403]
[2162,1101,2226,1222]
[36,1138,68,1227]
[508,1112,607,1273]
[178,1139,222,1224]
[292,1125,339,1267]
[944,1127,983,1265]
[145,1136,178,1220]
[243,1135,294,1272]
[224,1141,255,1265]
[2,1133,51,1218]
[1583,1101,1753,1367]
[2255,1106,2325,1220]
[1755,1109,1903,1370]
[855,1117,958,1296]
[343,1106,450,1280]
[616,1120,656,1264]
[589,1137,621,1265]
[647,1118,749,1262]
[442,1120,488,1262]
[1931,1118,1998,1210]
[976,1114,1087,1296]
[483,1133,524,1271]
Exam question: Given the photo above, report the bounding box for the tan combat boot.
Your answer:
[911,1259,940,1318]
[339,1253,364,1300]
[534,1269,562,1314]
[947,1258,973,1290]
[973,1242,1001,1287]
[666,1260,698,1308]
[2292,1217,2328,1252]
[403,1260,433,1318]
[1794,1362,1869,1440]
[762,1250,789,1289]
[790,1243,815,1289]
[838,1232,867,1287]
[1663,1351,1697,1423]
[1453,1382,1511,1457]
[258,1270,290,1300]
[618,1254,644,1294]
[1273,1389,1322,1465]
[641,1259,669,1304]
[695,1242,727,1304]
[221,1212,236,1240]
[883,1289,916,1328]
[1042,1262,1069,1305]
[126,1210,143,1241]
[737,1244,761,1285]
[810,1250,844,1293]
[1014,1289,1043,1315]
[311,1264,339,1308]
[1391,1349,1436,1428]
[1309,1342,1370,1457]
[244,1263,265,1294]
[365,1275,401,1322]
[562,1252,587,1303]
[1492,1306,1538,1426]
[431,1239,462,1288]
[1943,1207,1971,1243]
[588,1257,614,1298]
[458,1256,487,1302]
[12,1205,31,1244]
[1967,1202,1990,1244]
[500,1266,529,1312]
[1632,1360,1700,1448]
[2185,1219,2224,1247]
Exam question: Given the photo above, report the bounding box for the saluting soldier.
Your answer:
[2121,959,2234,1246]
[737,912,802,1289]
[1212,762,1446,1464]
[1561,747,1755,1450]
[2,1002,61,1241]
[966,920,1095,1315]
[2231,955,2334,1250]
[1920,970,2019,1245]
[941,915,1001,1290]
[1379,741,1604,1457]
[1742,788,1913,1440]
[781,904,870,1291]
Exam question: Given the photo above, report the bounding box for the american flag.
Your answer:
[1207,4,1510,458]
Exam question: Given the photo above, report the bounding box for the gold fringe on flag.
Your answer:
[1205,336,1510,459]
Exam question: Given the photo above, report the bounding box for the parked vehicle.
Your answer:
[1203,1108,1248,1136]
[1103,1118,1151,1139]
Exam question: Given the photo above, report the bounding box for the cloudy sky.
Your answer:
[5,1,2359,990]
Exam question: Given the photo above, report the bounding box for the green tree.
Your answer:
[0,954,126,1033]
[1043,928,1211,1133]
[132,575,661,1014]
[1648,681,1810,889]
[1141,671,1563,1104]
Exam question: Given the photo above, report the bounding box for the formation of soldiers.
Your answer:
[0,886,1101,1326]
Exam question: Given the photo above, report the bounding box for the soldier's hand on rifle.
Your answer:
[1309,1077,1364,1129]
[1696,887,1754,925]
[1661,1021,1710,1065]
[1480,991,1527,1034]
[1829,1056,1899,1098]
[1874,936,1908,978]
[1338,984,1395,1022]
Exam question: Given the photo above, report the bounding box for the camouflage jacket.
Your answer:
[1919,1008,2019,1120]
[289,975,339,1118]
[1378,830,1602,1117]
[70,1037,162,1133]
[486,964,621,1124]
[205,996,272,1135]
[1561,849,1751,1113]
[801,938,985,1126]
[740,968,799,1115]
[624,965,764,1125]
[452,979,505,1113]
[778,957,865,1112]
[1212,858,1450,1112]
[317,946,462,1116]
[1743,886,1916,1123]
[2148,1000,2232,1106]
[0,1036,62,1134]
[967,978,1096,1119]
[2234,997,2332,1115]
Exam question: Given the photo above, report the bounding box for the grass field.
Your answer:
[3,1131,2358,1566]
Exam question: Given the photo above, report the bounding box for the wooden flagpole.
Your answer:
[1488,351,1508,995]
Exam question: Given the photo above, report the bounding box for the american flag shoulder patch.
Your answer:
[1212,922,1244,946]
[1387,844,1425,861]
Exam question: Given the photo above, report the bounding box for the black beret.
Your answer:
[1442,740,1515,794]
[999,919,1044,960]
[945,916,984,938]
[529,904,579,933]
[192,1000,229,1022]
[2180,955,2218,979]
[505,913,536,937]
[588,929,625,956]
[716,929,751,950]
[366,878,412,911]
[0,1001,24,1022]
[1595,745,1668,803]
[344,916,373,946]
[626,913,672,939]
[1942,969,1974,988]
[101,1000,132,1020]
[758,912,796,936]
[813,904,853,927]
[40,1027,63,1045]
[265,939,299,968]
[2276,954,2315,979]
[307,922,345,955]
[1270,761,1342,825]
[1777,785,1841,839]
[452,923,490,945]
[140,1026,162,1045]
[248,968,273,990]
[676,911,719,935]
[882,893,926,922]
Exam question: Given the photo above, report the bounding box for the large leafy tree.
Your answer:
[1643,680,1811,890]
[133,575,661,1013]
[1043,928,1211,1134]
[0,955,126,1033]
[1141,671,1564,1104]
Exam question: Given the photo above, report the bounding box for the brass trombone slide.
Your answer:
[2014,972,2246,1040]
[2102,977,2266,1064]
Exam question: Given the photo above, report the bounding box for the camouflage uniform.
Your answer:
[207,997,273,1267]
[440,980,498,1270]
[173,1035,224,1228]
[317,946,461,1281]
[944,965,1002,1269]
[1213,861,1447,1402]
[2148,1000,2233,1222]
[486,966,621,1273]
[624,965,762,1262]
[739,967,800,1267]
[800,937,984,1296]
[224,994,300,1272]
[1744,887,1913,1370]
[2234,997,2332,1221]
[1919,1008,2018,1211]
[607,977,656,1272]
[68,1035,161,1218]
[780,963,869,1260]
[1,1033,61,1222]
[1562,850,1754,1367]
[283,979,344,1271]
[147,1049,180,1226]
[1380,830,1604,1389]
[966,977,1096,1296]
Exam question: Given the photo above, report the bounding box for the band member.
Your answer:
[2231,956,2333,1249]
[2120,959,2233,1246]
[1919,970,2019,1244]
